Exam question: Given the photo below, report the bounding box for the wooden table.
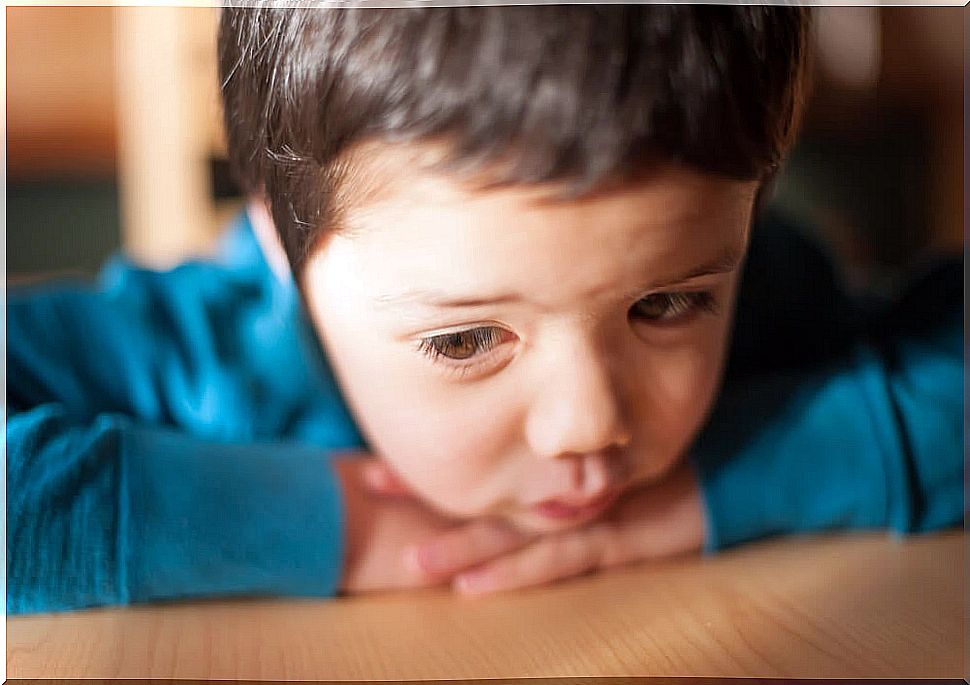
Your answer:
[8,531,964,680]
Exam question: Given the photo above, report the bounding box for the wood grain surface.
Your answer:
[7,530,963,680]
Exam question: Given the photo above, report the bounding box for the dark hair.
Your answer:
[219,4,813,275]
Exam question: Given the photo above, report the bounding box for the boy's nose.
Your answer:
[524,337,632,461]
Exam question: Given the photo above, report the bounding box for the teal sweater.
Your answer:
[7,211,963,614]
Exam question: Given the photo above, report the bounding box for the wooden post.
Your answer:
[114,6,226,267]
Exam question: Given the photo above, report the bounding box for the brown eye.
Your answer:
[631,292,717,322]
[419,327,505,361]
[433,331,478,360]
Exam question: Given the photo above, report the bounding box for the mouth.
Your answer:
[530,489,621,522]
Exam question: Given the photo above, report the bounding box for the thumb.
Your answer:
[361,460,415,498]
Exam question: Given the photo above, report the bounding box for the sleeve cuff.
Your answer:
[689,363,893,554]
[120,421,346,603]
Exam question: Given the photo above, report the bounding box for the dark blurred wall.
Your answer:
[7,181,121,278]
[772,6,963,295]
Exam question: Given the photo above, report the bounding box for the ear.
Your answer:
[246,196,293,285]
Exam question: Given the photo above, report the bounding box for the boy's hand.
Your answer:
[362,458,705,596]
[333,455,531,594]
[452,460,705,596]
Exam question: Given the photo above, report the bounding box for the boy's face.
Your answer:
[300,146,758,534]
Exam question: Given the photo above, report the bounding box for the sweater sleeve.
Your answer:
[7,222,361,613]
[690,222,962,552]
[8,405,345,614]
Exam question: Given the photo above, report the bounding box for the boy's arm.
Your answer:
[7,406,346,613]
[690,221,962,552]
[6,247,355,613]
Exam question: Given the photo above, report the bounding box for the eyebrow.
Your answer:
[373,245,745,310]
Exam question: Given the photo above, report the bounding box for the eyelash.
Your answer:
[416,327,509,375]
[416,290,719,372]
[629,291,719,323]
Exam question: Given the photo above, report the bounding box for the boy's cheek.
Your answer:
[354,387,522,516]
[311,318,518,518]
[625,328,734,483]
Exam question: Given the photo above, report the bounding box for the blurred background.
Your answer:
[6,6,965,294]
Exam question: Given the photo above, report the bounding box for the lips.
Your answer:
[532,489,620,521]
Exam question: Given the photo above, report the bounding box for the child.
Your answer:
[8,5,961,613]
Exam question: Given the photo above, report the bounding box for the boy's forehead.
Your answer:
[315,142,757,310]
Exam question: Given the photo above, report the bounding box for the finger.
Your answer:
[408,518,533,577]
[453,527,608,596]
[603,461,705,565]
[360,460,415,498]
